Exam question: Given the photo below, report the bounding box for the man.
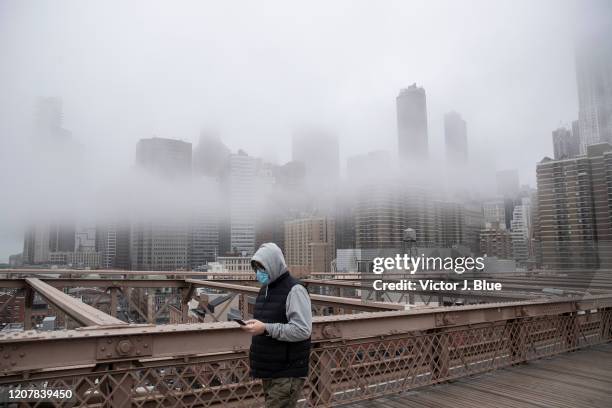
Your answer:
[240,242,312,408]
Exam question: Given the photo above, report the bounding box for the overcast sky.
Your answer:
[0,0,606,261]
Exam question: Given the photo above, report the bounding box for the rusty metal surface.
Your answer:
[0,294,610,407]
[24,277,126,327]
[1,295,611,375]
[185,279,405,311]
[0,277,543,299]
[1,271,612,407]
[7,269,612,290]
[0,278,192,289]
[345,343,612,408]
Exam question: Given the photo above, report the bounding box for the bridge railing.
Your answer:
[1,295,611,407]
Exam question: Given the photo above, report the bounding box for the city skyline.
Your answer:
[3,4,612,406]
[1,0,611,261]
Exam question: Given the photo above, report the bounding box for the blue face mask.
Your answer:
[256,269,270,285]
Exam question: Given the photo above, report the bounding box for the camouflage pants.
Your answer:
[261,377,305,408]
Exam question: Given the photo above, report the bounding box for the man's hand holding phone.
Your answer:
[239,319,266,335]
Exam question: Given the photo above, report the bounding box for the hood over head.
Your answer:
[251,242,288,283]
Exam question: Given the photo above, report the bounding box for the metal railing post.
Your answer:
[24,287,33,330]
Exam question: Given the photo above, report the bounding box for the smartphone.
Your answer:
[233,318,247,326]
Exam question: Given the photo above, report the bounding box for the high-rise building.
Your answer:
[226,151,258,255]
[74,223,96,252]
[530,191,543,268]
[536,143,612,269]
[334,196,356,251]
[284,216,336,275]
[354,181,408,249]
[397,84,428,163]
[444,111,468,166]
[552,127,580,159]
[22,222,77,265]
[462,202,485,255]
[437,201,464,248]
[483,199,506,227]
[130,219,191,271]
[96,222,131,269]
[354,180,458,249]
[190,211,219,269]
[572,120,581,149]
[480,222,513,259]
[48,223,76,253]
[135,137,192,178]
[193,132,231,178]
[23,224,50,264]
[575,8,612,153]
[131,137,193,270]
[254,160,310,254]
[510,197,532,263]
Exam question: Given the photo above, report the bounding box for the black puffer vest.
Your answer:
[250,272,311,378]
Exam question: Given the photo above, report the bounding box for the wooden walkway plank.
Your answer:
[342,343,612,408]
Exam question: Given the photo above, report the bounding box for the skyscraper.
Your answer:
[190,216,219,269]
[480,223,513,259]
[130,219,191,271]
[227,151,258,255]
[536,143,612,269]
[284,216,336,275]
[354,180,453,249]
[74,223,96,252]
[131,137,193,270]
[510,197,532,263]
[397,84,428,163]
[483,199,506,227]
[135,137,192,178]
[462,202,485,255]
[444,111,468,166]
[354,180,407,249]
[334,189,356,251]
[190,198,220,269]
[552,126,580,159]
[23,224,50,264]
[437,201,464,248]
[96,222,131,269]
[193,132,230,179]
[48,223,76,253]
[575,4,612,153]
[572,120,581,148]
[22,222,76,265]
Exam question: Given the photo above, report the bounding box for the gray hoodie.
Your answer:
[251,243,312,342]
